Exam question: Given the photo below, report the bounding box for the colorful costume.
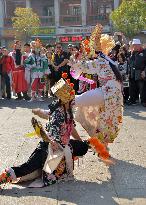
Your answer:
[24,53,48,99]
[10,49,28,95]
[72,56,123,143]
[69,24,123,144]
[0,75,111,188]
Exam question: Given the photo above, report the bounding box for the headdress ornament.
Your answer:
[51,73,75,104]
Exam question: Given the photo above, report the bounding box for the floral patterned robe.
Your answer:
[70,57,123,143]
[42,100,74,186]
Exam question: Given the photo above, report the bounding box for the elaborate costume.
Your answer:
[10,44,29,99]
[23,39,49,100]
[0,74,111,188]
[69,24,123,144]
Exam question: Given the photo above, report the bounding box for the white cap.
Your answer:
[132,39,141,45]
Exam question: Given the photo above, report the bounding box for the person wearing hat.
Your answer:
[127,39,146,106]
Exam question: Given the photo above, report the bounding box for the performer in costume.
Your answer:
[10,40,30,100]
[22,43,32,89]
[24,39,49,101]
[69,24,123,145]
[0,74,111,188]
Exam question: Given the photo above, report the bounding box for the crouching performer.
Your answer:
[0,76,111,188]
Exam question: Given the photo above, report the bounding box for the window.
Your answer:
[59,0,82,26]
[106,5,112,14]
[86,0,113,25]
[43,6,54,17]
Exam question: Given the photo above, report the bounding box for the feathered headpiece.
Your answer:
[81,24,115,58]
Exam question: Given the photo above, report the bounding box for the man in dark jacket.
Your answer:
[128,39,146,106]
[53,43,69,82]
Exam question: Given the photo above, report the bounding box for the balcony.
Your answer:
[87,14,110,26]
[59,15,82,26]
[40,16,55,27]
[4,17,12,27]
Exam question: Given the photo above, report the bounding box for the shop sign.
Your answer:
[64,27,94,34]
[2,28,16,38]
[57,25,110,35]
[60,36,83,42]
[57,26,94,35]
[38,27,56,35]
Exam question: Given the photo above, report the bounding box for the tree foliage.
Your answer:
[12,8,40,40]
[110,0,146,38]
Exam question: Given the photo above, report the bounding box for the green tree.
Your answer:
[12,8,40,41]
[110,0,146,38]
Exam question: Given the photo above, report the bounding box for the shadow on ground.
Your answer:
[124,105,146,121]
[0,98,54,110]
[1,158,146,205]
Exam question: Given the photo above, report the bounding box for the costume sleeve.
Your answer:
[46,108,65,146]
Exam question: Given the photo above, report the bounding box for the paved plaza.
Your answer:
[0,99,146,205]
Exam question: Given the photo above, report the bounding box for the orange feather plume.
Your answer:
[88,137,114,165]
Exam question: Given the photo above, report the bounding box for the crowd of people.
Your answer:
[109,39,146,107]
[0,37,146,107]
[1,23,146,189]
[0,25,122,187]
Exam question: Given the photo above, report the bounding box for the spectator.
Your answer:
[22,43,32,98]
[127,39,146,106]
[69,45,80,94]
[0,48,15,99]
[53,43,69,82]
[46,44,53,53]
[10,40,30,100]
[117,52,129,103]
[67,44,73,58]
[46,50,56,89]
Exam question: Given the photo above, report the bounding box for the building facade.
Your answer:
[0,0,122,46]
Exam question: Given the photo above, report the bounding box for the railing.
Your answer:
[59,15,82,26]
[40,16,55,26]
[86,14,110,25]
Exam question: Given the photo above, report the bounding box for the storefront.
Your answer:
[56,25,111,49]
[1,28,16,48]
[31,27,56,46]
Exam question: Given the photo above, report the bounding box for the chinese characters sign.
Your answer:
[60,36,83,42]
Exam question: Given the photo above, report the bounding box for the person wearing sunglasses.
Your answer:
[53,43,69,83]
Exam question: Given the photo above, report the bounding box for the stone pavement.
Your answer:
[0,99,146,205]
